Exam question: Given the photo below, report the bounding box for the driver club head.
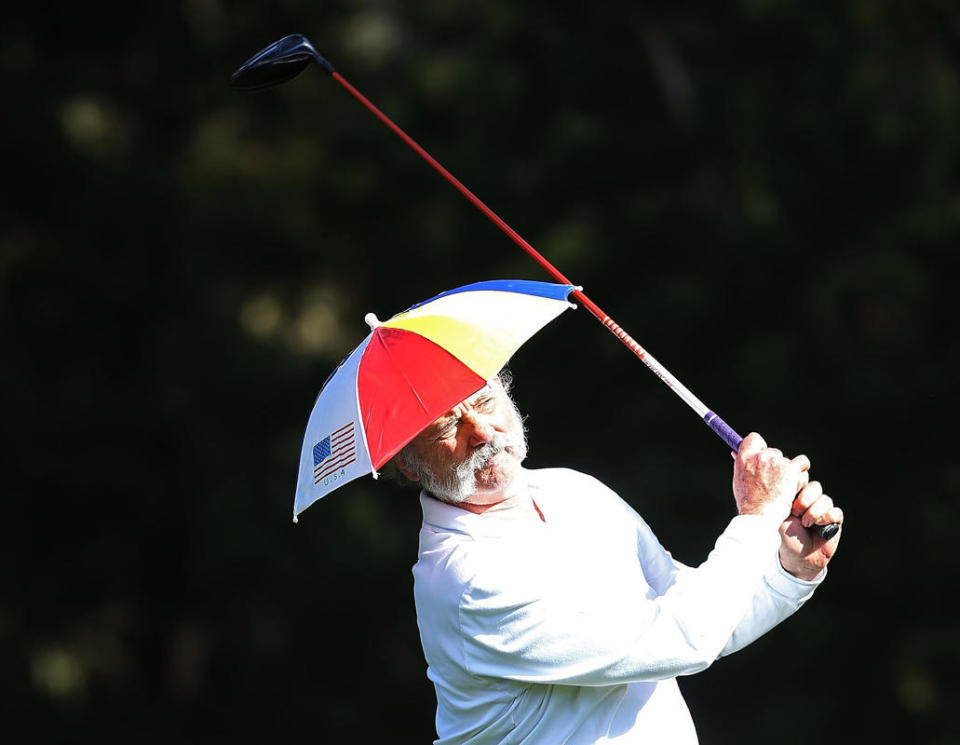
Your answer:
[231,34,334,90]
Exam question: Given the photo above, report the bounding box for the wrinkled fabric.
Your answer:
[413,468,823,744]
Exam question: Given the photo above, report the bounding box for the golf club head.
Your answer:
[231,34,334,90]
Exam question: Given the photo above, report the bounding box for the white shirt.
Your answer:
[412,468,824,744]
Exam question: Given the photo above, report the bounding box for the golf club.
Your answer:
[231,34,839,540]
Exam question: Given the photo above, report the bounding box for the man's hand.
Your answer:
[732,432,844,581]
[778,480,844,580]
[733,433,810,521]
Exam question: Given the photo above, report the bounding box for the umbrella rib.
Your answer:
[375,328,430,413]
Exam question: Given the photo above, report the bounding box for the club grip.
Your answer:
[704,411,840,541]
[705,410,743,452]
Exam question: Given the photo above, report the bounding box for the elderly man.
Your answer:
[391,371,843,744]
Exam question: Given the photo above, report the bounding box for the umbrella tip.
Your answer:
[364,313,382,330]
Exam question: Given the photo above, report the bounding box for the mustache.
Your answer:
[415,392,529,504]
[454,437,510,480]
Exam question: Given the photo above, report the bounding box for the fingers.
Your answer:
[764,447,784,462]
[733,434,826,520]
[790,478,844,542]
[800,491,838,529]
[739,437,811,490]
[738,432,767,459]
[791,455,811,494]
[792,480,822,516]
[737,435,804,475]
[753,444,783,474]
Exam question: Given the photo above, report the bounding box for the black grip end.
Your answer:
[814,522,840,540]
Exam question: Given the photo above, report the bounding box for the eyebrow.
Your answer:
[424,389,496,435]
[431,415,457,430]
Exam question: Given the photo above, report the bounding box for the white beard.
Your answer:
[416,399,528,504]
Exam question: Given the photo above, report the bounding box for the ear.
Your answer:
[395,460,420,483]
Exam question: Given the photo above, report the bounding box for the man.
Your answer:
[391,371,843,744]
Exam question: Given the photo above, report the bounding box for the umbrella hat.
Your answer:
[293,280,578,520]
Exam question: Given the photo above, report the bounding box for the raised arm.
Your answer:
[457,436,843,686]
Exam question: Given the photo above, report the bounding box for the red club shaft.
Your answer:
[333,76,607,322]
[332,74,720,431]
[334,73,701,403]
[327,70,841,541]
[332,70,713,397]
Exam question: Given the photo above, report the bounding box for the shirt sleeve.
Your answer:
[720,558,824,656]
[458,512,790,687]
[633,514,825,658]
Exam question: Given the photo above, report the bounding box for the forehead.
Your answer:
[446,380,501,415]
[419,380,503,433]
[460,381,498,407]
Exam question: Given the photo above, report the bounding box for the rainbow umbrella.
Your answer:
[293,280,577,520]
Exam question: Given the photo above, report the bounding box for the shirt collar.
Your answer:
[419,468,548,538]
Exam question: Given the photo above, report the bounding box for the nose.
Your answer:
[462,412,494,447]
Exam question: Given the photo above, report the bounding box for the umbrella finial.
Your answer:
[364,313,382,330]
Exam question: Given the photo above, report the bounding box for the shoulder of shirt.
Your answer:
[525,466,613,490]
[526,466,648,533]
[525,466,624,504]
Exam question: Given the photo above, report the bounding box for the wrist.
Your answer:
[778,547,820,581]
[740,504,790,527]
[738,494,791,520]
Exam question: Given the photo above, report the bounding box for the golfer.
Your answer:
[390,371,843,744]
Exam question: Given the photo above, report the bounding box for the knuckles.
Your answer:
[799,481,823,506]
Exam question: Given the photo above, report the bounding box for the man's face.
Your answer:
[397,379,527,505]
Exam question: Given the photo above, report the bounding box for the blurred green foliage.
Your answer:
[2,1,957,742]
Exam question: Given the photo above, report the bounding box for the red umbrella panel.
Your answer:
[293,280,577,520]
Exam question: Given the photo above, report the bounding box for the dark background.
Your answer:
[3,1,957,742]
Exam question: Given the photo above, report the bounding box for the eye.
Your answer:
[476,396,496,413]
[433,422,458,441]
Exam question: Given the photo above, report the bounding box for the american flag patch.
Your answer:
[314,422,357,484]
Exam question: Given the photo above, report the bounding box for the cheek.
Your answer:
[495,409,519,434]
[429,440,463,468]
